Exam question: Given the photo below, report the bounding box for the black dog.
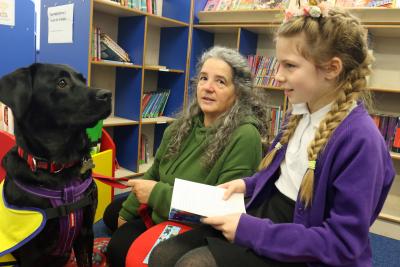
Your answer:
[0,63,111,267]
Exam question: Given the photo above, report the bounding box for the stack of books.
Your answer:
[141,90,171,118]
[248,55,280,87]
[92,27,131,63]
[105,0,163,15]
[371,114,400,151]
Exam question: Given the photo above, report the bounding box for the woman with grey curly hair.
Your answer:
[103,46,270,267]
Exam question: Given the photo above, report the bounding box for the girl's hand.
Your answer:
[202,213,242,242]
[127,179,157,204]
[218,179,246,200]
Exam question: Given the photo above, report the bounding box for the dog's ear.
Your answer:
[0,65,33,119]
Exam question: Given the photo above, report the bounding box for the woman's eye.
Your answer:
[199,76,207,81]
[286,63,296,69]
[57,79,67,88]
[217,79,225,85]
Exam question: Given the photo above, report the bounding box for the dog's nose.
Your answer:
[96,89,112,102]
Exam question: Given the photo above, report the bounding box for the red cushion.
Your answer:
[126,221,192,267]
[0,130,15,180]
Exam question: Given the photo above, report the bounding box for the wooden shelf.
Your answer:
[198,9,284,24]
[368,87,400,93]
[194,24,278,35]
[391,152,400,160]
[366,25,400,37]
[197,8,400,25]
[255,85,284,91]
[91,60,141,69]
[103,116,139,127]
[141,116,175,124]
[93,0,188,27]
[144,65,185,73]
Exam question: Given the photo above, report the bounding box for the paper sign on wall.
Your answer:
[48,3,74,44]
[0,0,15,26]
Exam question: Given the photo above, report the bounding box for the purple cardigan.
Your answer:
[235,104,395,267]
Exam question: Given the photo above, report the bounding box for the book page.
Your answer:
[170,178,246,218]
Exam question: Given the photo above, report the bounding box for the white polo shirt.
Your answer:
[275,102,333,201]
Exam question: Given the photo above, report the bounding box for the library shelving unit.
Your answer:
[193,2,400,239]
[39,0,192,178]
[0,0,35,77]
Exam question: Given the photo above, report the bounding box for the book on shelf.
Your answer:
[371,114,399,151]
[139,134,150,164]
[204,0,221,11]
[169,179,246,224]
[391,117,400,153]
[335,0,394,7]
[92,27,131,63]
[248,55,280,87]
[141,90,171,118]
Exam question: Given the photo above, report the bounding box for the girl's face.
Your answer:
[275,35,338,113]
[197,58,236,125]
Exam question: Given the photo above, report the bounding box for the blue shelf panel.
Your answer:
[119,16,146,65]
[0,0,35,77]
[190,28,213,78]
[158,72,185,117]
[154,123,168,155]
[239,29,257,57]
[193,0,208,24]
[114,125,139,172]
[162,0,191,23]
[159,27,189,70]
[38,0,91,78]
[115,68,142,121]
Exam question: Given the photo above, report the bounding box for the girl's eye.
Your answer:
[286,63,296,69]
[57,79,67,89]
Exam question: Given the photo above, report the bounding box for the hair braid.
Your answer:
[258,114,302,170]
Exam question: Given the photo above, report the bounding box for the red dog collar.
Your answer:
[17,147,78,173]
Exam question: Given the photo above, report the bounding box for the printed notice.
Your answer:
[0,0,15,26]
[48,4,74,44]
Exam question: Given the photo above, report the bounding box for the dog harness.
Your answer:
[0,176,95,264]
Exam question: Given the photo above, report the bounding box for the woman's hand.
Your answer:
[218,179,246,200]
[117,216,127,228]
[127,179,157,204]
[202,213,242,242]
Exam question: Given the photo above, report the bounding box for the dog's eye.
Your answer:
[57,79,67,89]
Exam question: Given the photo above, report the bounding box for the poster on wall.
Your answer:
[47,3,74,44]
[0,0,15,26]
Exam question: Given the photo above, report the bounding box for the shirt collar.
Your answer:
[291,102,334,128]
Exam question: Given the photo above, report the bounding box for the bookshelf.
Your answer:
[38,0,191,179]
[193,2,400,240]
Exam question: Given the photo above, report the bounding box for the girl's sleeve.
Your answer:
[235,134,395,265]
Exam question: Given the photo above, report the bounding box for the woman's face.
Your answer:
[197,58,236,124]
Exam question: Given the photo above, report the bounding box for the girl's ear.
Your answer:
[324,57,343,80]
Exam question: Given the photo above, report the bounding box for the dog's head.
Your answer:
[0,63,112,159]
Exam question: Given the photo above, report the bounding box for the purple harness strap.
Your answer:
[13,177,93,255]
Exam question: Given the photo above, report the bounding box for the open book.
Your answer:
[169,178,246,224]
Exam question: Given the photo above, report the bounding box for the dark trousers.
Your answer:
[103,196,147,267]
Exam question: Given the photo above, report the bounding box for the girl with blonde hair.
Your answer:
[148,4,395,267]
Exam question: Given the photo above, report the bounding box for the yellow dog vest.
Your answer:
[0,180,46,265]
